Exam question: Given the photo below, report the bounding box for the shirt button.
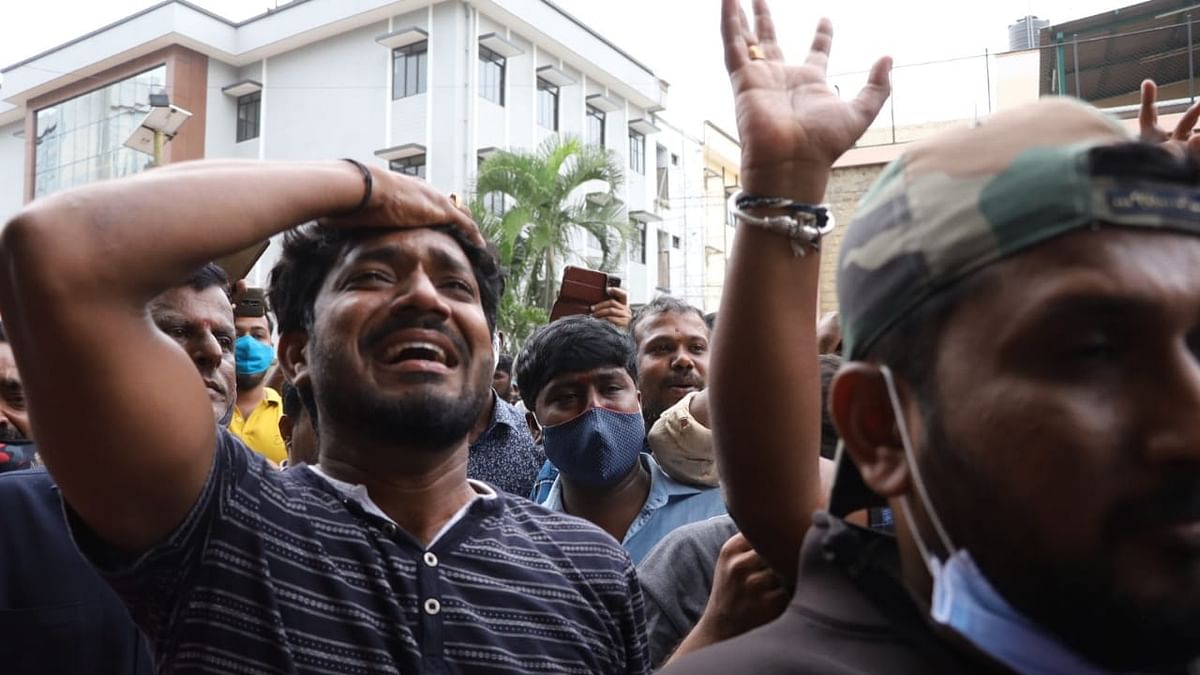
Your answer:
[423,552,439,567]
[680,417,690,428]
[424,598,441,615]
[382,522,397,536]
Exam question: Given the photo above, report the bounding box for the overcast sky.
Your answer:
[3,0,1136,133]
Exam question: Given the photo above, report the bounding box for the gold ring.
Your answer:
[748,44,765,60]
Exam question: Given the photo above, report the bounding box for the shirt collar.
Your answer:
[305,465,497,547]
[262,386,282,406]
[542,452,701,512]
[480,392,525,439]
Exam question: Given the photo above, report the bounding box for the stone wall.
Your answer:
[819,163,886,314]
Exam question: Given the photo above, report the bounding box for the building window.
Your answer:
[390,155,426,179]
[630,221,646,264]
[629,130,645,175]
[657,229,670,289]
[236,91,261,142]
[671,153,679,166]
[479,46,506,106]
[392,42,428,100]
[586,105,606,146]
[655,143,669,207]
[673,235,681,249]
[537,78,559,130]
[34,64,167,199]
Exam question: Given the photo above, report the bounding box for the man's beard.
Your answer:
[323,372,487,452]
[309,320,490,455]
[917,405,1200,672]
[0,424,28,443]
[237,370,268,392]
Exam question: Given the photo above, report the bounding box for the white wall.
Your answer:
[261,20,390,162]
[204,59,240,159]
[0,122,24,220]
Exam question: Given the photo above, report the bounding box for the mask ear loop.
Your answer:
[879,365,956,559]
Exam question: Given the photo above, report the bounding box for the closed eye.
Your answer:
[440,278,476,297]
[347,270,393,286]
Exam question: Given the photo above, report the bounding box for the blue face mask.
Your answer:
[235,334,275,376]
[541,407,645,487]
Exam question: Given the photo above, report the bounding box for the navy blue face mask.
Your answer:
[541,407,645,487]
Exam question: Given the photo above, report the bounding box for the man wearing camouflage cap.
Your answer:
[667,1,1200,673]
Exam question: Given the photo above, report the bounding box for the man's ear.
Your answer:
[830,363,912,500]
[278,414,294,446]
[525,411,542,444]
[277,331,310,390]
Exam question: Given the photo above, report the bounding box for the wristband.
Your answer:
[728,190,835,256]
[341,158,373,214]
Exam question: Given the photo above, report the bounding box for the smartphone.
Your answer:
[550,266,614,321]
[236,287,268,318]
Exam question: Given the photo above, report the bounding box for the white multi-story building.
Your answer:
[0,0,707,304]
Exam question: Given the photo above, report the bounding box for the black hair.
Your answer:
[268,224,503,335]
[704,312,717,332]
[185,263,230,298]
[516,315,638,410]
[629,295,708,344]
[280,380,304,419]
[496,353,514,374]
[819,353,843,460]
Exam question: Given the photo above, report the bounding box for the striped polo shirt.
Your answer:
[71,429,648,674]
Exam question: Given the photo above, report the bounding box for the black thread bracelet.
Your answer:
[341,158,373,214]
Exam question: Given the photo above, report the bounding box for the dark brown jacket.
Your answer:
[660,513,1011,674]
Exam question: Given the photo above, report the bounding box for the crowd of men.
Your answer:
[1,0,1199,672]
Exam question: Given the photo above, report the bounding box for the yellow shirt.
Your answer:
[228,386,287,465]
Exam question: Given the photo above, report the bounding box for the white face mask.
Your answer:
[879,365,1111,675]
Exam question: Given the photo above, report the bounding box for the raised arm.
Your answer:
[711,0,890,581]
[0,159,474,552]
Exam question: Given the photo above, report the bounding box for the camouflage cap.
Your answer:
[835,96,1200,360]
[830,97,1200,515]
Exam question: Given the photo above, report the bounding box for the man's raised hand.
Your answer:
[1138,79,1200,160]
[721,0,891,198]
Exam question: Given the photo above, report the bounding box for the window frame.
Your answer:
[630,220,646,264]
[392,41,429,100]
[236,91,261,143]
[629,129,645,175]
[389,154,426,179]
[586,105,606,146]
[536,78,559,131]
[478,45,507,106]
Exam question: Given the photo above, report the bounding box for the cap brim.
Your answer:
[828,439,887,516]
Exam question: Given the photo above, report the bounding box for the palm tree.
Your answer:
[471,135,630,322]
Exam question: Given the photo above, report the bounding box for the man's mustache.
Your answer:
[361,311,471,360]
[1114,477,1200,531]
[0,425,29,443]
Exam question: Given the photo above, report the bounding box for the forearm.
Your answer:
[662,618,720,667]
[711,173,826,583]
[0,160,365,308]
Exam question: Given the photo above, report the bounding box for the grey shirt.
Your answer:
[636,514,739,667]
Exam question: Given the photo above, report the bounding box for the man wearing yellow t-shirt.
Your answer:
[229,312,287,464]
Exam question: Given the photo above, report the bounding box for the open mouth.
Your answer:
[666,379,702,394]
[373,329,463,372]
[381,341,451,366]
